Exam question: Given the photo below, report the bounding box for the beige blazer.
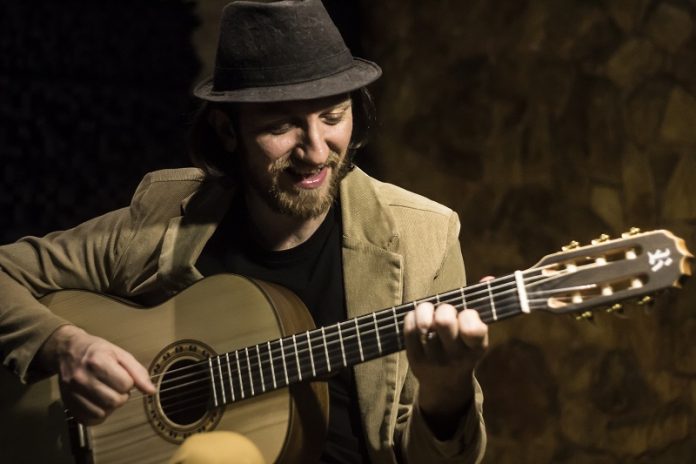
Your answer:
[0,167,485,463]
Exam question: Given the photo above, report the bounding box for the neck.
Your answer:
[244,189,329,251]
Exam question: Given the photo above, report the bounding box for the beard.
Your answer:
[245,150,352,220]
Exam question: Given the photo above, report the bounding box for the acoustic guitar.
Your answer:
[0,229,691,463]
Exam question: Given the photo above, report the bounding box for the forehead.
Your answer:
[237,93,352,119]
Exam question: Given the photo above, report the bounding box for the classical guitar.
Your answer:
[0,229,691,463]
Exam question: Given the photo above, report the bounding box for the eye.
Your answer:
[322,111,345,125]
[265,122,293,135]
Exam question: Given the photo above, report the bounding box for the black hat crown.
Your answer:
[194,0,381,102]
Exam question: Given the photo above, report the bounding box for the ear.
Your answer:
[208,108,238,152]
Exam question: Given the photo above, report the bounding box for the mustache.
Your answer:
[270,151,341,174]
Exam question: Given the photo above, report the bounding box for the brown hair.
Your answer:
[188,87,377,179]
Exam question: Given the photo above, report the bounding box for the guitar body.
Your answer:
[0,274,328,464]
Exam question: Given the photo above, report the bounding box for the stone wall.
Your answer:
[358,0,696,462]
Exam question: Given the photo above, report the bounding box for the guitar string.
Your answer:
[118,292,585,422]
[120,286,592,416]
[146,269,548,391]
[73,265,599,421]
[126,269,538,390]
[147,266,552,386]
[122,267,577,406]
[96,281,601,425]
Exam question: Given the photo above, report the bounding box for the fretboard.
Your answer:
[192,269,540,407]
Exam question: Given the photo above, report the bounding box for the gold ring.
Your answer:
[419,331,436,346]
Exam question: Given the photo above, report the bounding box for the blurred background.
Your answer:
[2,0,695,462]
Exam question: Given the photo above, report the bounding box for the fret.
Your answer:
[267,341,277,389]
[306,331,316,377]
[235,350,245,399]
[225,353,236,402]
[256,345,266,393]
[392,307,402,350]
[435,293,440,304]
[216,356,226,404]
[337,323,347,367]
[354,318,364,362]
[245,347,254,396]
[292,334,302,382]
[321,327,331,373]
[208,358,219,407]
[460,287,467,310]
[373,313,382,355]
[279,338,289,386]
[487,280,498,321]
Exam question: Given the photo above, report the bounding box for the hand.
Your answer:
[403,300,488,435]
[37,325,156,424]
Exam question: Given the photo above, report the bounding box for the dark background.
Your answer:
[3,1,696,463]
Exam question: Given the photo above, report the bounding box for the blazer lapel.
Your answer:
[340,168,405,453]
[158,178,234,294]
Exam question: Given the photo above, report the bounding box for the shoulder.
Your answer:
[370,177,453,218]
[135,167,208,191]
[128,168,226,219]
[346,168,456,226]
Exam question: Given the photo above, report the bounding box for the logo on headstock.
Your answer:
[648,249,673,272]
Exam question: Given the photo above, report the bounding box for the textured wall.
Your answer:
[358,0,696,462]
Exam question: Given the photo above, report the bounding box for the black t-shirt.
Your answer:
[196,195,370,463]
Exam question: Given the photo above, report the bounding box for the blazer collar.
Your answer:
[158,177,235,293]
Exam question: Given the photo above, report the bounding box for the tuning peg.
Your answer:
[637,295,654,306]
[621,227,641,238]
[575,311,594,322]
[591,234,610,245]
[606,303,624,315]
[562,240,580,251]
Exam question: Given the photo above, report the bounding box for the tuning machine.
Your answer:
[621,227,642,238]
[562,240,580,251]
[591,234,610,245]
[575,311,595,322]
[605,303,628,318]
[637,295,655,306]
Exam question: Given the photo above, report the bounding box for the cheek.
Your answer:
[254,135,295,162]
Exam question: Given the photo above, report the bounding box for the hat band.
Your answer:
[212,49,354,91]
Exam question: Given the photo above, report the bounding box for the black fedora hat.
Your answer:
[193,0,382,103]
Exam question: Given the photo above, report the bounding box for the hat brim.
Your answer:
[193,58,381,103]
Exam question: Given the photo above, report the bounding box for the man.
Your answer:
[0,1,487,462]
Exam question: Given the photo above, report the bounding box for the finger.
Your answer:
[414,302,447,361]
[432,304,468,356]
[66,369,130,412]
[115,348,156,394]
[83,347,136,394]
[413,302,435,334]
[403,309,426,363]
[479,275,495,283]
[458,309,489,352]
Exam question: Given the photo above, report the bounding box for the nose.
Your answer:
[295,118,329,165]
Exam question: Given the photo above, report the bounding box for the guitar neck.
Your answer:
[203,270,533,406]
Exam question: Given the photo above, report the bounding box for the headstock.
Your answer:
[525,229,692,316]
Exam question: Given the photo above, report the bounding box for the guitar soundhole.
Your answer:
[146,339,223,444]
[159,358,209,426]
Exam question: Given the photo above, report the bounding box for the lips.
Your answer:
[288,166,329,189]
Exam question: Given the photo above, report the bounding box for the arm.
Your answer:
[0,194,156,423]
[397,212,487,463]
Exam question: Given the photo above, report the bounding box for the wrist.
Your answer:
[35,324,84,373]
[417,369,474,416]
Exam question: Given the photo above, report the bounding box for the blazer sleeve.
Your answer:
[395,211,487,464]
[0,184,148,382]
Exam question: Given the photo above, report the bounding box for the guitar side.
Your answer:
[0,274,328,464]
